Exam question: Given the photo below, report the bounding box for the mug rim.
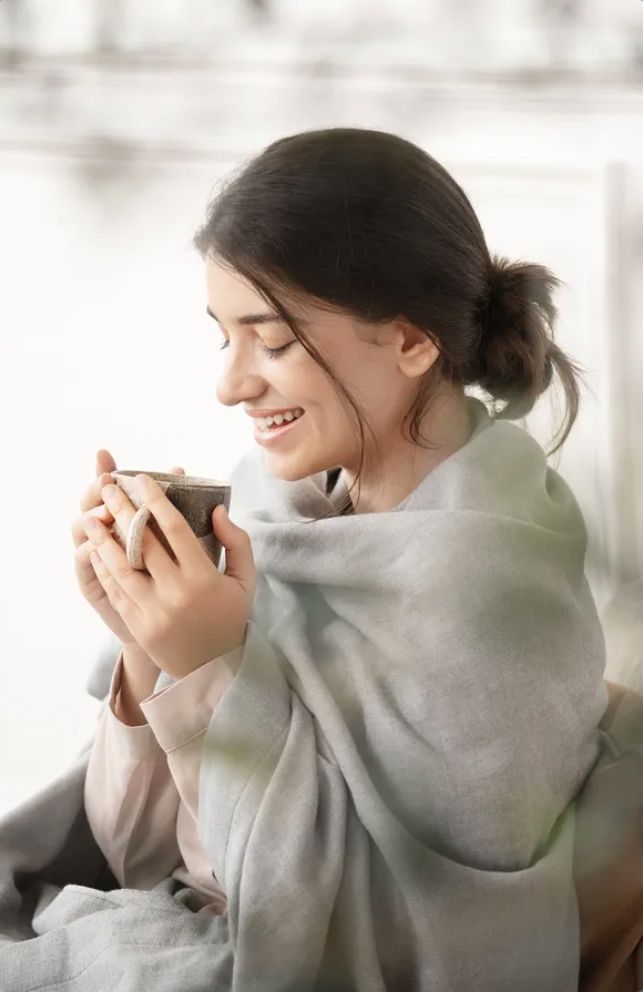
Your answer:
[113,470,229,490]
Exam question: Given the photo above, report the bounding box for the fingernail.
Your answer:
[135,474,152,494]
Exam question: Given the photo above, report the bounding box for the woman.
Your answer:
[0,128,616,990]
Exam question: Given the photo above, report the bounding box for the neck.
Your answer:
[343,389,474,514]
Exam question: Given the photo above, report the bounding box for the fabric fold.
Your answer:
[140,646,243,753]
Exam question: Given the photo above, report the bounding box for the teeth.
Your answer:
[257,408,304,430]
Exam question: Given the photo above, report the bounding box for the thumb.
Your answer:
[212,505,255,591]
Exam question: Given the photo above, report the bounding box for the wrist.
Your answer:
[120,641,159,669]
[116,644,161,726]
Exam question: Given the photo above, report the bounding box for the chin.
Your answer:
[264,450,334,484]
[267,465,311,482]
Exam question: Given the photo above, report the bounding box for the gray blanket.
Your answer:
[0,395,610,991]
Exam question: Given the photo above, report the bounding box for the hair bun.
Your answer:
[476,254,574,425]
[480,256,554,347]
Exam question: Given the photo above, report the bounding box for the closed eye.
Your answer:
[218,341,294,360]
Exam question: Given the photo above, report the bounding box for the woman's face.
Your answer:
[207,255,439,483]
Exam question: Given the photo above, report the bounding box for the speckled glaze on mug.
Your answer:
[109,470,231,572]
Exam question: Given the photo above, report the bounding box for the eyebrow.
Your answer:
[206,305,286,327]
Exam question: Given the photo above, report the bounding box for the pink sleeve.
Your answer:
[83,650,184,890]
[138,645,244,828]
[84,644,243,895]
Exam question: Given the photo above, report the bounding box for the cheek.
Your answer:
[286,360,328,403]
[294,351,363,428]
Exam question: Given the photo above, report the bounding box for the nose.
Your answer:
[215,364,268,411]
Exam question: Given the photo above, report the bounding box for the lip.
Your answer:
[253,412,305,446]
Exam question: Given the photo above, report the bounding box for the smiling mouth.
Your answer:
[253,412,306,443]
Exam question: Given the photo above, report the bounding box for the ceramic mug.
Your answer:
[107,470,231,572]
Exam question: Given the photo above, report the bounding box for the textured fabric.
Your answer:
[83,648,240,913]
[0,394,614,990]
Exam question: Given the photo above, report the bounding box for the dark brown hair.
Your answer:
[193,127,586,520]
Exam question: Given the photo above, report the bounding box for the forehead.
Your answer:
[205,256,325,332]
[203,255,368,342]
[205,257,264,310]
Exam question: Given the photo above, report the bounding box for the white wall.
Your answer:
[0,150,252,814]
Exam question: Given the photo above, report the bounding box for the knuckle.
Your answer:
[72,517,95,544]
[163,515,183,537]
[100,486,119,508]
[164,508,185,534]
[84,506,109,523]
[173,591,191,614]
[72,518,88,542]
[111,564,129,585]
[108,586,121,605]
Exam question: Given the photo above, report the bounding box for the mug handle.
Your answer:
[126,505,152,571]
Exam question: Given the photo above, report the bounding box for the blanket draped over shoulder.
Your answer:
[0,395,619,991]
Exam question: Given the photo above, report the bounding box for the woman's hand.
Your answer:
[80,473,256,680]
[72,450,186,650]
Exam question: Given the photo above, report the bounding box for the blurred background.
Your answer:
[1,0,642,814]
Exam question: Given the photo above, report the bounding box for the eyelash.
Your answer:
[218,341,294,360]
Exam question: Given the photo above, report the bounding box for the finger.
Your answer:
[80,472,117,514]
[96,449,117,476]
[82,464,181,516]
[74,538,96,579]
[88,547,140,619]
[132,475,204,580]
[71,504,115,549]
[82,516,151,611]
[74,537,109,587]
[98,482,179,586]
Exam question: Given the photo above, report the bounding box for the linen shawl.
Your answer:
[0,394,609,991]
